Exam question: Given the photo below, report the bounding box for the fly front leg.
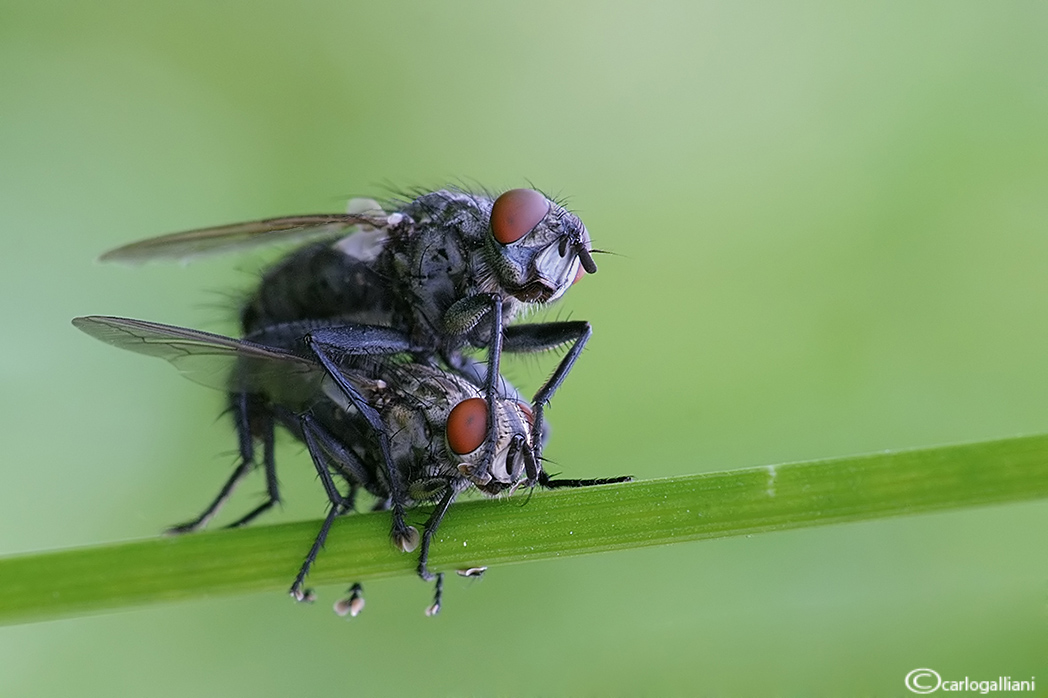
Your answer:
[444,293,503,484]
[517,422,629,490]
[416,486,458,583]
[505,322,633,487]
[412,483,460,617]
[538,471,633,488]
[502,320,592,477]
[425,573,445,617]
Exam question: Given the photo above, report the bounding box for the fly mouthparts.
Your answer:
[511,279,558,304]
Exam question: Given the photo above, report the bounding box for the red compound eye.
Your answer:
[447,397,488,455]
[490,189,550,244]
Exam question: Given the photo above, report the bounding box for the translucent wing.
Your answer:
[72,315,325,406]
[100,199,390,264]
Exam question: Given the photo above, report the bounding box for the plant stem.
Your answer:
[3,434,1048,626]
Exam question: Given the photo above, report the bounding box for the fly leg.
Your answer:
[289,413,355,601]
[502,320,591,481]
[167,391,276,533]
[303,325,420,553]
[165,461,251,534]
[444,293,504,484]
[334,583,366,618]
[538,471,633,488]
[225,404,281,528]
[504,321,633,488]
[294,413,375,610]
[417,487,457,582]
[415,485,458,616]
[293,406,374,488]
[519,433,631,489]
[425,573,445,618]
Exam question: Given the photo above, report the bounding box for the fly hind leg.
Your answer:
[167,392,280,534]
[288,413,358,601]
[224,401,281,528]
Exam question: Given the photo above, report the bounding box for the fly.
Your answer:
[73,315,631,613]
[99,189,600,547]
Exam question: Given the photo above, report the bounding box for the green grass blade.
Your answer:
[2,433,1048,626]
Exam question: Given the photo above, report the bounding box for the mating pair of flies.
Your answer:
[76,187,630,615]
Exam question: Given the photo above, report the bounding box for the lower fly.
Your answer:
[73,315,631,614]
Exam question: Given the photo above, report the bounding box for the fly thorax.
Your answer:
[390,201,484,343]
[384,401,433,470]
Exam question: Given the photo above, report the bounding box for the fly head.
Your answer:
[483,189,596,305]
[445,393,536,495]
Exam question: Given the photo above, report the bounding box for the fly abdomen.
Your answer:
[241,243,396,334]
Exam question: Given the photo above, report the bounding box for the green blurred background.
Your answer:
[3,1,1048,694]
